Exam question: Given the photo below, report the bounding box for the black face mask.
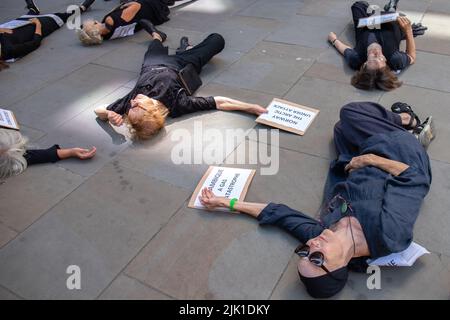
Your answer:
[299,266,349,299]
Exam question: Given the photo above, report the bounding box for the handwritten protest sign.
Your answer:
[255,98,319,136]
[0,108,20,130]
[188,166,256,210]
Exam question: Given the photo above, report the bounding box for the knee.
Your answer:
[208,33,225,51]
[340,103,361,122]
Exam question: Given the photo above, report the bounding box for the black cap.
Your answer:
[299,266,348,298]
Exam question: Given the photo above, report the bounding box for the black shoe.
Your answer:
[139,19,167,42]
[384,0,399,12]
[391,102,421,130]
[176,36,190,55]
[80,0,95,12]
[412,23,428,37]
[25,0,40,15]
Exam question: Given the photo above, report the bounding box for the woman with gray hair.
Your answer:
[78,0,170,45]
[0,129,96,180]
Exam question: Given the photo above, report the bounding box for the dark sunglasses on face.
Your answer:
[295,244,332,274]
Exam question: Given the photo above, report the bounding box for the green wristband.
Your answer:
[229,198,238,212]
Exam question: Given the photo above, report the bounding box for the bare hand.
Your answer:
[328,32,337,44]
[397,16,412,33]
[199,187,225,211]
[249,104,268,116]
[345,154,374,173]
[0,28,13,34]
[70,146,97,160]
[107,111,124,126]
[29,18,41,27]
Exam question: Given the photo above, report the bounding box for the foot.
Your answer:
[176,36,190,54]
[94,107,108,121]
[391,102,420,130]
[414,116,436,149]
[80,0,95,12]
[25,0,40,15]
[384,0,399,12]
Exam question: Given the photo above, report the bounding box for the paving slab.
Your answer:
[414,11,450,56]
[0,163,189,299]
[379,84,450,164]
[237,0,305,21]
[99,274,173,300]
[92,42,149,73]
[0,165,84,233]
[250,77,382,160]
[270,252,450,300]
[0,285,21,300]
[265,15,349,49]
[214,41,322,96]
[0,223,17,249]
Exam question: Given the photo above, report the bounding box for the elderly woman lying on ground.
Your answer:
[199,101,435,298]
[78,0,171,45]
[328,0,426,91]
[94,31,267,140]
[0,129,96,180]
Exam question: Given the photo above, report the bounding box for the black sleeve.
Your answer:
[257,203,325,244]
[106,90,134,115]
[170,89,217,118]
[24,144,61,166]
[344,48,363,70]
[7,34,42,59]
[388,51,411,71]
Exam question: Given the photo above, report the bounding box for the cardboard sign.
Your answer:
[255,98,319,136]
[188,166,255,210]
[367,242,429,267]
[0,20,31,29]
[357,12,399,28]
[0,108,20,130]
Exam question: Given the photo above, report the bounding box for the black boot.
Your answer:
[25,0,40,15]
[384,0,399,13]
[176,36,190,55]
[139,19,167,42]
[80,0,95,12]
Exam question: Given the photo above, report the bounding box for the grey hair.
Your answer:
[0,129,28,179]
[77,20,103,45]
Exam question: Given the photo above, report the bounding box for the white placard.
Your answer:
[188,166,255,210]
[367,242,430,267]
[357,12,399,28]
[0,108,20,130]
[0,20,31,29]
[255,98,319,136]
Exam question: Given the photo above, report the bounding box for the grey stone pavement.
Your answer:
[1,0,450,300]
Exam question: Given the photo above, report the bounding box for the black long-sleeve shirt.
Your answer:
[24,144,61,165]
[106,66,216,118]
[0,27,42,60]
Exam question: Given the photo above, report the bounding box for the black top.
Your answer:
[102,0,170,40]
[344,23,411,71]
[0,24,42,60]
[258,130,431,261]
[24,144,61,165]
[107,66,216,118]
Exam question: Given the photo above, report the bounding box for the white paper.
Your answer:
[0,20,31,29]
[0,108,19,130]
[110,23,137,40]
[193,166,254,210]
[257,99,318,134]
[367,242,429,267]
[358,13,399,28]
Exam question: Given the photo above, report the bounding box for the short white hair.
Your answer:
[77,20,103,46]
[0,129,28,179]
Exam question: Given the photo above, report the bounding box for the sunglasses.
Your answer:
[295,244,331,274]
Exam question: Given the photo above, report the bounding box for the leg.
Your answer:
[338,102,404,149]
[142,39,170,68]
[333,121,359,156]
[175,33,225,73]
[351,1,371,41]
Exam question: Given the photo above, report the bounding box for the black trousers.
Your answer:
[334,102,404,156]
[142,33,225,73]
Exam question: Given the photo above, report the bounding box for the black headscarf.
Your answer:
[299,266,349,299]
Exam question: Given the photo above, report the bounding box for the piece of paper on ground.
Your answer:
[255,98,319,136]
[0,108,20,130]
[367,242,430,267]
[188,166,255,210]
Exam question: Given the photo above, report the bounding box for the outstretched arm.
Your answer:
[397,16,416,64]
[345,153,409,176]
[328,32,352,55]
[214,96,267,116]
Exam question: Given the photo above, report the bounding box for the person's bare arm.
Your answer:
[56,147,97,160]
[345,153,409,176]
[121,2,141,22]
[398,16,416,64]
[214,96,267,116]
[328,32,352,55]
[199,187,267,218]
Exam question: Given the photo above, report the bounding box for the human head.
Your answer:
[126,94,168,140]
[0,129,28,179]
[77,20,103,45]
[351,65,402,91]
[296,229,349,298]
[366,42,386,70]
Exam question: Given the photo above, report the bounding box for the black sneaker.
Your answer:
[384,0,399,12]
[176,36,190,55]
[80,0,95,12]
[25,0,40,15]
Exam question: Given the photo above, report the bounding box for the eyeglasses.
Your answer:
[295,244,331,274]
